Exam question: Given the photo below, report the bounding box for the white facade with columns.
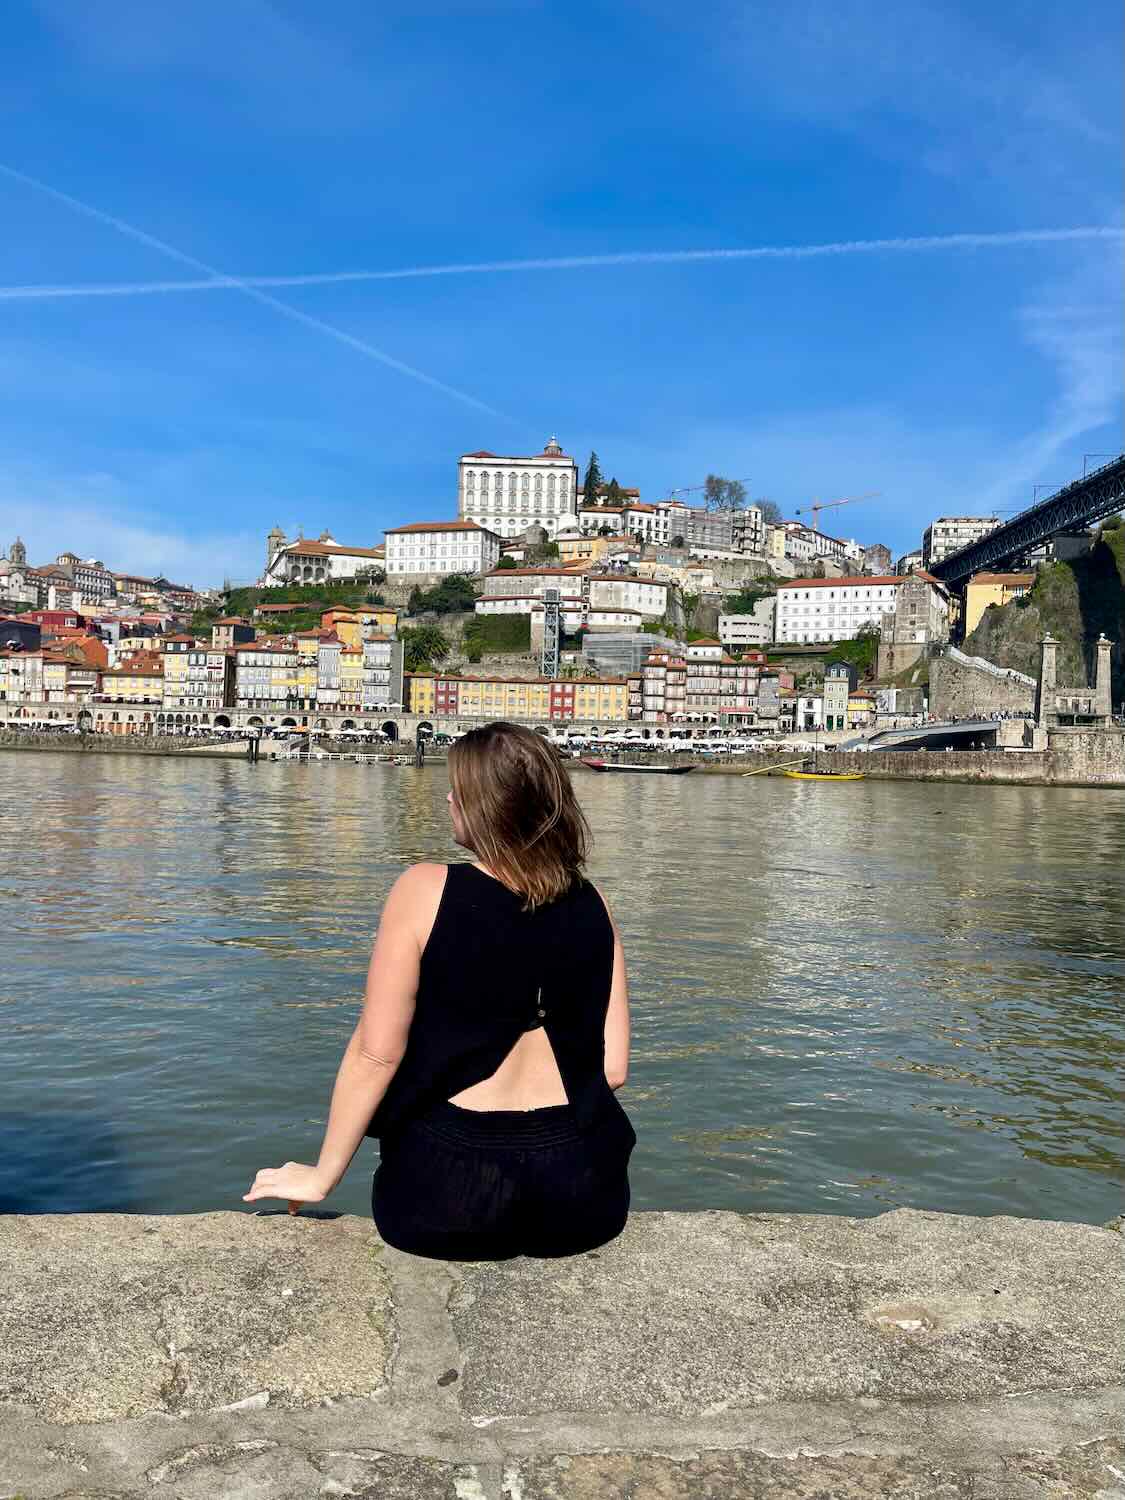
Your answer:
[458,437,580,540]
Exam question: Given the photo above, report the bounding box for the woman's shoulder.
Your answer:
[385,862,450,911]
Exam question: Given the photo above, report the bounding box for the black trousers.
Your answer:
[372,1096,636,1262]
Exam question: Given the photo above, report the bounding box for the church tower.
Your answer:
[9,536,26,566]
[266,526,287,570]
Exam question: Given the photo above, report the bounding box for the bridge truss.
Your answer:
[929,454,1125,589]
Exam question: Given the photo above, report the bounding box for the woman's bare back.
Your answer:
[447,1025,570,1111]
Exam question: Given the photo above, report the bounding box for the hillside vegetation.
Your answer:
[964,521,1125,698]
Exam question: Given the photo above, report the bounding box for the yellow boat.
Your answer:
[782,768,865,781]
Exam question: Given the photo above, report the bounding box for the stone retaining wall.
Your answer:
[930,653,1037,719]
[1,1208,1120,1499]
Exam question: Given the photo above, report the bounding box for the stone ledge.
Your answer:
[0,1207,1121,1499]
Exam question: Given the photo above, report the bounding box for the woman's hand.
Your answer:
[242,1161,330,1211]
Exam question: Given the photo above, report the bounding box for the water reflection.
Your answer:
[3,751,1124,1223]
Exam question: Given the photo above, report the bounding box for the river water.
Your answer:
[4,750,1123,1225]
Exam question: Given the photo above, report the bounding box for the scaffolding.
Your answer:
[541,588,561,678]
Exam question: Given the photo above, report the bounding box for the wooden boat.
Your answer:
[778,728,863,781]
[580,758,695,775]
[782,768,865,781]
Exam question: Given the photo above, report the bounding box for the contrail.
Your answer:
[0,162,506,417]
[0,226,1120,304]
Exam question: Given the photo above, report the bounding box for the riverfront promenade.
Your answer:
[3,1209,1122,1498]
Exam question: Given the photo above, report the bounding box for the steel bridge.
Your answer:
[928,454,1125,589]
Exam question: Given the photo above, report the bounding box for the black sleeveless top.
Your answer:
[365,862,623,1142]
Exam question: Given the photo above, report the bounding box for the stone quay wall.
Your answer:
[2,1208,1121,1500]
[0,730,206,755]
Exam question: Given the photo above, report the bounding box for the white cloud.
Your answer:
[0,462,262,587]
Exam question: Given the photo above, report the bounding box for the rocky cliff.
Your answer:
[965,521,1125,697]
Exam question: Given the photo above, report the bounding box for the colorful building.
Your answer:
[847,688,876,726]
[963,572,1034,637]
[99,651,165,714]
[161,634,199,712]
[321,606,398,644]
[233,641,302,715]
[404,673,436,715]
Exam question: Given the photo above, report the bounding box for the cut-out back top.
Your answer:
[365,862,623,1142]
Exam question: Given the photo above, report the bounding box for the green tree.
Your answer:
[400,624,450,672]
[604,477,625,505]
[582,452,604,503]
[408,574,478,615]
[703,475,748,512]
[496,555,518,569]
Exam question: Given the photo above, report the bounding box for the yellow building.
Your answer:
[160,634,198,710]
[454,677,553,719]
[338,643,364,710]
[963,572,1034,636]
[294,632,321,705]
[404,673,436,714]
[847,688,876,726]
[321,607,398,647]
[556,534,617,565]
[570,678,628,721]
[101,651,165,704]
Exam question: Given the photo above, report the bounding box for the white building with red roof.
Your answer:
[458,437,580,539]
[263,531,385,587]
[776,575,935,644]
[383,520,501,581]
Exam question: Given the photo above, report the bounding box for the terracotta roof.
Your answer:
[967,572,1034,586]
[279,539,384,557]
[486,567,578,578]
[105,652,164,675]
[255,602,305,614]
[778,576,903,590]
[214,617,249,625]
[588,576,668,589]
[385,520,489,535]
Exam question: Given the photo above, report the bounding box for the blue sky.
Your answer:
[0,0,1121,586]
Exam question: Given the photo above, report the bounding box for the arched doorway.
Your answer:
[416,721,435,741]
[215,714,232,728]
[281,717,298,728]
[247,716,263,727]
[341,719,357,730]
[380,720,399,742]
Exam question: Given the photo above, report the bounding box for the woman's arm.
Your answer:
[242,864,446,1207]
[596,889,631,1090]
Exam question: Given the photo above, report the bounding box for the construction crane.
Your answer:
[794,491,881,532]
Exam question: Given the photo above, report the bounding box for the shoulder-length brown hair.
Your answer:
[447,721,590,910]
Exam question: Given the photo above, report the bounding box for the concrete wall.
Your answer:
[930,654,1036,719]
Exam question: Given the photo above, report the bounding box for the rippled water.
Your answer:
[4,750,1123,1224]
